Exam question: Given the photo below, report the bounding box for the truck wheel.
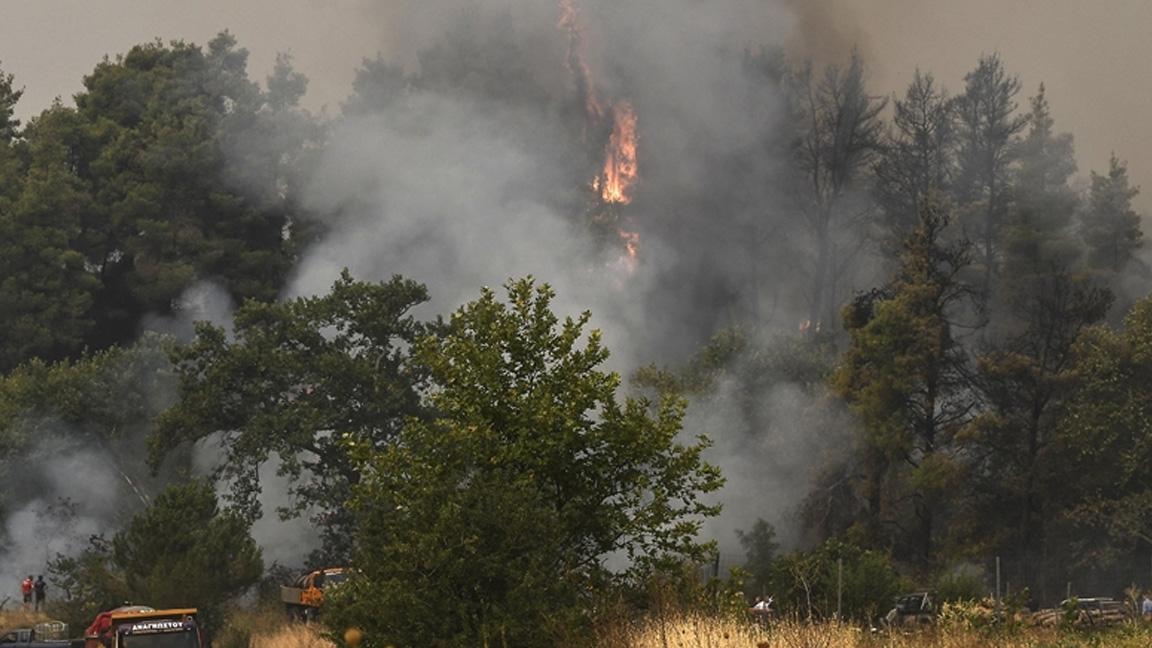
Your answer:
[303,606,318,623]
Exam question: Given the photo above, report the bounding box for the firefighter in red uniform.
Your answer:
[20,575,33,610]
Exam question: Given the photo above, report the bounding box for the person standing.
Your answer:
[20,575,32,610]
[33,576,45,611]
[1142,592,1152,620]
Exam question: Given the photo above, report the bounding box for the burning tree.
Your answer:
[559,0,641,272]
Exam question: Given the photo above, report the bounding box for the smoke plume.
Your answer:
[288,0,848,557]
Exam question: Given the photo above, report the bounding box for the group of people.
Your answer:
[20,575,46,611]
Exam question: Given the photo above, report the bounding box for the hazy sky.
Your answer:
[2,0,1151,207]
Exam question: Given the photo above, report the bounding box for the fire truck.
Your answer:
[281,567,347,621]
[83,607,203,648]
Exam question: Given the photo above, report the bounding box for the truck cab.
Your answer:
[884,591,937,627]
[85,608,203,648]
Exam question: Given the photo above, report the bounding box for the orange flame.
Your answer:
[558,0,641,270]
[600,102,638,205]
[618,229,640,271]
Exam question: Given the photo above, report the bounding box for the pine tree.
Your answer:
[953,54,1028,294]
[1080,154,1142,274]
[873,70,955,256]
[788,50,887,329]
[0,61,22,142]
[834,196,976,563]
[1000,85,1080,310]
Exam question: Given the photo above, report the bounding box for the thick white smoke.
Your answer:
[0,0,859,577]
[0,435,146,600]
[287,0,847,558]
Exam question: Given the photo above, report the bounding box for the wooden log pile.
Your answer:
[1032,598,1131,627]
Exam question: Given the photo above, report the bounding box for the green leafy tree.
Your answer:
[1052,299,1152,566]
[834,197,976,564]
[50,482,262,633]
[76,34,298,346]
[328,278,722,648]
[767,537,906,621]
[962,272,1110,568]
[113,482,261,628]
[737,518,779,598]
[153,271,434,564]
[0,105,100,371]
[47,536,130,631]
[0,34,322,371]
[0,334,178,508]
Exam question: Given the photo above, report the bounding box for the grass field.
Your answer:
[9,604,1148,648]
[606,614,1152,648]
[250,623,337,648]
[0,609,51,632]
[236,614,1152,648]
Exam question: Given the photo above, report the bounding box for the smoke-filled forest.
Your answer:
[2,1,1152,647]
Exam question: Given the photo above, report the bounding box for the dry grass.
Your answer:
[233,611,1152,648]
[0,609,51,632]
[613,614,1152,648]
[250,623,337,648]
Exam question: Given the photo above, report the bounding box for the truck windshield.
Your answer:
[120,631,199,648]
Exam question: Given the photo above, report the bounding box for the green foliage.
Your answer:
[1054,299,1152,564]
[154,271,433,563]
[737,519,779,597]
[1080,154,1143,276]
[873,70,955,256]
[47,536,130,631]
[114,482,262,629]
[0,333,174,440]
[46,481,259,627]
[935,567,986,603]
[328,278,723,648]
[50,482,262,633]
[0,105,100,371]
[634,328,834,399]
[960,271,1110,563]
[1001,84,1081,299]
[953,53,1028,290]
[0,33,320,369]
[0,61,21,142]
[0,335,178,509]
[767,537,907,621]
[833,198,975,563]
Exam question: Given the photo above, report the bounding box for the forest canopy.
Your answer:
[0,9,1150,644]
